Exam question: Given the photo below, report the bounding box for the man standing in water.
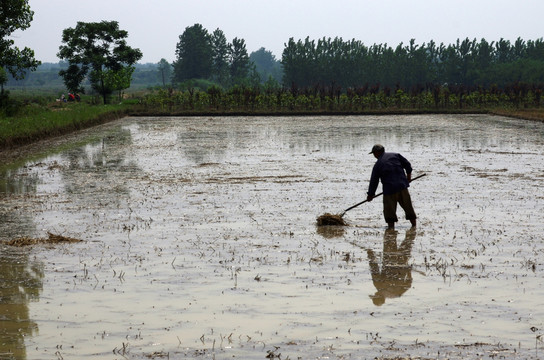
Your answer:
[366,144,417,229]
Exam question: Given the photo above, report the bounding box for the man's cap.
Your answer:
[369,144,384,154]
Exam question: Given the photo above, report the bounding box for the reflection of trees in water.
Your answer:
[367,228,416,306]
[0,127,140,240]
[174,121,405,163]
[59,128,140,207]
[0,167,41,240]
[0,248,44,359]
[0,168,40,196]
[177,129,231,164]
[0,210,36,242]
[176,124,333,164]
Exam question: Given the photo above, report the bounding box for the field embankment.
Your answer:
[0,102,131,151]
[490,108,544,122]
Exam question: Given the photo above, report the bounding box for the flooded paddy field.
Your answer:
[1,114,543,359]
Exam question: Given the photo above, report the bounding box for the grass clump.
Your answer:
[5,232,83,247]
[316,213,347,226]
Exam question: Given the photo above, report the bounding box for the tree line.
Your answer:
[281,37,544,90]
[2,0,543,107]
[2,19,282,100]
[171,24,281,88]
[4,62,172,89]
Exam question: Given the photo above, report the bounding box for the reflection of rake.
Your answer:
[316,173,426,226]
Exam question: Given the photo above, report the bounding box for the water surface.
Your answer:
[1,114,543,359]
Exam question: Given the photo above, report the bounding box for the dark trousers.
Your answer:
[383,188,416,223]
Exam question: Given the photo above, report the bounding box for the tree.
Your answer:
[0,0,40,95]
[103,66,135,102]
[0,67,7,102]
[210,28,230,86]
[281,35,544,90]
[172,24,212,83]
[249,47,282,83]
[229,37,250,83]
[57,21,142,104]
[157,58,172,87]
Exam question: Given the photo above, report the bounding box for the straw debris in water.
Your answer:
[316,213,347,226]
[5,232,83,247]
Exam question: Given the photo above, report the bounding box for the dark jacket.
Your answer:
[368,152,412,196]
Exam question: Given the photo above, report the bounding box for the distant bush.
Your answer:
[0,92,22,117]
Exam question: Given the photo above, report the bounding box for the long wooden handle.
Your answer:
[342,173,426,215]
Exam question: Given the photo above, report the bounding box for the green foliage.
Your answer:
[101,66,135,102]
[0,0,40,101]
[61,64,87,93]
[281,36,544,90]
[230,38,250,83]
[210,29,230,86]
[0,92,18,116]
[0,66,7,92]
[140,82,542,113]
[57,21,142,104]
[157,59,172,87]
[173,24,279,88]
[173,24,213,82]
[250,48,282,84]
[5,62,167,90]
[0,100,131,148]
[3,62,65,89]
[177,78,218,92]
[0,0,40,81]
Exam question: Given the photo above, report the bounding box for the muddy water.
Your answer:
[0,114,543,359]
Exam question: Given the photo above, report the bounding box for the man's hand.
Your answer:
[407,173,412,182]
[367,194,374,202]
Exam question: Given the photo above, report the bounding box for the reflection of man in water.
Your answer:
[367,228,416,306]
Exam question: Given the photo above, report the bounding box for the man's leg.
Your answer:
[398,189,417,228]
[383,194,398,229]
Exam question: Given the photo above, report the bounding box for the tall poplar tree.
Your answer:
[172,24,212,82]
[157,58,172,87]
[210,28,230,86]
[230,37,250,83]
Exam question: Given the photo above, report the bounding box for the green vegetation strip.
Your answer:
[0,102,130,150]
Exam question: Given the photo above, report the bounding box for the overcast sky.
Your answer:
[11,0,544,64]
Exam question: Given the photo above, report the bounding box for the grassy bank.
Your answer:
[0,101,132,150]
[489,107,544,122]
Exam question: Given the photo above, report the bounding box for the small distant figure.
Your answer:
[68,93,75,102]
[366,144,417,230]
[60,94,66,102]
[75,93,81,102]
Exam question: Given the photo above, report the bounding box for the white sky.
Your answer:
[11,0,544,64]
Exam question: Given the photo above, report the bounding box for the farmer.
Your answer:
[366,144,417,229]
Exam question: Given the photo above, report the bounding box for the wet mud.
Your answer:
[1,114,543,359]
